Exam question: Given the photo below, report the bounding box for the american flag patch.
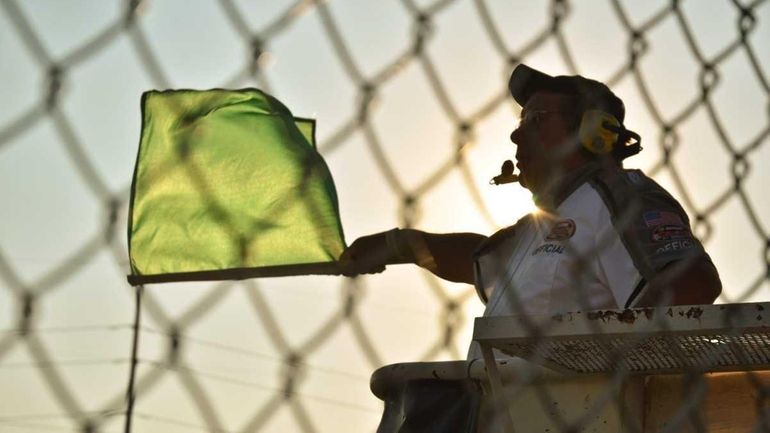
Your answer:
[643,210,684,227]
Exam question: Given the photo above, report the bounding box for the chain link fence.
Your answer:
[0,0,768,431]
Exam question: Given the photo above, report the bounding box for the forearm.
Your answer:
[396,229,487,284]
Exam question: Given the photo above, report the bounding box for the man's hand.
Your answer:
[338,231,398,277]
[338,229,486,283]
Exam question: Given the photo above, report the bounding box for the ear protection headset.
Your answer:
[577,109,642,159]
[491,110,643,185]
[508,64,643,161]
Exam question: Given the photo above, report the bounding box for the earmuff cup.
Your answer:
[578,109,642,159]
[579,110,619,154]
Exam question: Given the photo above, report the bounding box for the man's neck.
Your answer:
[533,160,603,210]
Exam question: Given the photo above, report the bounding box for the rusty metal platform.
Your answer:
[473,303,770,374]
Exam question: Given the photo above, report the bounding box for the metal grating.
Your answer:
[474,303,770,374]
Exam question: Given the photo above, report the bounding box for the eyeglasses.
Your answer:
[517,110,565,129]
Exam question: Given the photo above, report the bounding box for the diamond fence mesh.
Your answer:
[0,0,768,432]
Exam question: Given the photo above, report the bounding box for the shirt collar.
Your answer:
[534,162,602,211]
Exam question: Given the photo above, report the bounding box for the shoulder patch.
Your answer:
[643,210,684,227]
[651,225,692,242]
[545,218,576,241]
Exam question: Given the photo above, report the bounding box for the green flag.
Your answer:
[127,89,346,285]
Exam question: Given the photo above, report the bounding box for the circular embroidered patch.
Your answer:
[545,218,576,241]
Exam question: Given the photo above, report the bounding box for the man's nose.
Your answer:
[510,127,522,145]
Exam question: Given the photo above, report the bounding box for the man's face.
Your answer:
[510,91,576,194]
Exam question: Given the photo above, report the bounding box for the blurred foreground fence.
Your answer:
[0,0,768,432]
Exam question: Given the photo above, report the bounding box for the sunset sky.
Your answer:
[1,1,768,432]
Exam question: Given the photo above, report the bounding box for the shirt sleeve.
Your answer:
[590,169,707,307]
[620,171,705,273]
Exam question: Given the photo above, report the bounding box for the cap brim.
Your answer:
[508,64,555,107]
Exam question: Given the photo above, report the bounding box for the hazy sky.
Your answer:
[1,1,768,432]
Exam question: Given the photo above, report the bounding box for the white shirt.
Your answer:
[467,165,706,359]
[477,182,642,318]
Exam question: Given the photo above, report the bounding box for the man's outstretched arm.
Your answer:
[339,229,487,284]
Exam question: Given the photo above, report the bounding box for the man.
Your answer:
[340,64,721,328]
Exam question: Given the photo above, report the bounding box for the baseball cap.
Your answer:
[508,64,625,123]
[508,64,642,160]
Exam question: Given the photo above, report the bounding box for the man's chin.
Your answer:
[518,173,531,190]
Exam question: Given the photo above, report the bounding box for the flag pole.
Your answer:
[124,284,143,433]
[127,261,343,285]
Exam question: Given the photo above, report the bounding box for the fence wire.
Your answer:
[0,0,769,432]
